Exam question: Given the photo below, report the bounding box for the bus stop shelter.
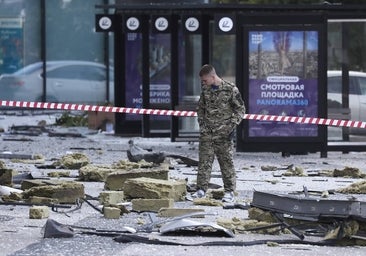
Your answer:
[95,2,366,155]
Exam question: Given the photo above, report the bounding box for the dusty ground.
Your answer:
[1,111,366,256]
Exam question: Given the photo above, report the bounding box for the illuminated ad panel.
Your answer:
[248,30,319,137]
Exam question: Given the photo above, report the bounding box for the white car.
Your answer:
[0,60,114,105]
[328,70,366,134]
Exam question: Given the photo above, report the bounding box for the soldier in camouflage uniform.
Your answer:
[193,64,245,202]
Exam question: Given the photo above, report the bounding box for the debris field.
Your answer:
[1,111,366,256]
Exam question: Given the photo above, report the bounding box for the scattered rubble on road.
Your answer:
[2,113,366,255]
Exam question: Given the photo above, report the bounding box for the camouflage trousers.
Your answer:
[196,134,236,192]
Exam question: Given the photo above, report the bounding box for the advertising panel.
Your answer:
[125,33,171,120]
[248,30,319,137]
[0,18,23,74]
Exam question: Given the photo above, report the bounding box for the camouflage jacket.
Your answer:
[197,79,246,135]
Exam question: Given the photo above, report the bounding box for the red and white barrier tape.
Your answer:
[1,100,366,129]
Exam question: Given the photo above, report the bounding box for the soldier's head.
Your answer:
[199,64,217,86]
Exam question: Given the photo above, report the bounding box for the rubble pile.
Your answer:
[2,127,366,254]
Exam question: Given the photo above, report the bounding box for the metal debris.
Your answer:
[159,218,234,237]
[0,152,34,160]
[127,140,198,166]
[250,190,366,243]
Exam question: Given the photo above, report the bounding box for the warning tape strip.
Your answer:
[1,100,366,129]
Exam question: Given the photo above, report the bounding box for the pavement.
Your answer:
[1,110,366,256]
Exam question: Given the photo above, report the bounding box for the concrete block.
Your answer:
[28,196,59,205]
[29,206,49,219]
[103,207,121,219]
[158,208,205,218]
[123,177,186,201]
[79,165,116,182]
[23,181,85,204]
[109,204,130,215]
[104,166,169,191]
[99,191,124,206]
[78,161,156,182]
[21,179,63,191]
[131,198,174,212]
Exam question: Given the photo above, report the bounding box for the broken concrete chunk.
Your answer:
[103,207,121,219]
[28,196,59,205]
[193,198,223,207]
[123,177,186,201]
[47,171,71,178]
[337,180,366,194]
[112,159,154,169]
[217,217,281,235]
[0,160,6,169]
[131,198,174,212]
[1,191,23,202]
[99,191,124,206]
[54,153,90,169]
[0,185,23,196]
[333,167,366,179]
[248,207,277,223]
[104,166,169,191]
[283,166,307,177]
[23,181,85,204]
[207,189,225,200]
[29,206,49,219]
[158,207,204,218]
[78,160,156,182]
[21,179,64,191]
[108,204,130,215]
[79,165,117,182]
[0,169,13,186]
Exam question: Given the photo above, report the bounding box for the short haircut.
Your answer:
[199,64,216,77]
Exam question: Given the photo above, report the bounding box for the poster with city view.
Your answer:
[248,30,319,137]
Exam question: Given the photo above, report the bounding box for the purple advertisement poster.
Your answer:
[125,33,171,120]
[248,31,319,137]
